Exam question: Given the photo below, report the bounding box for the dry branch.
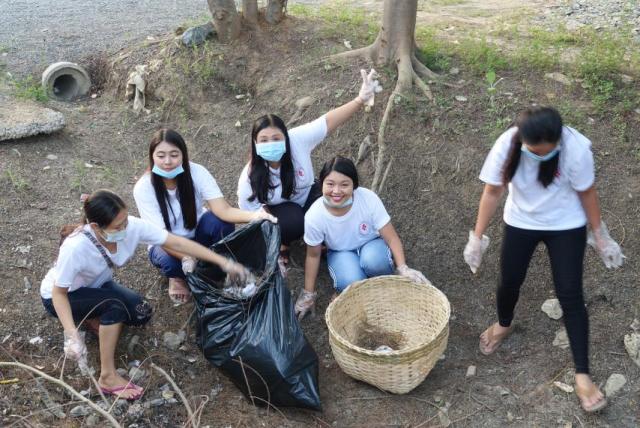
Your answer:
[151,363,197,428]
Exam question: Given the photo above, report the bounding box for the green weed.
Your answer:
[415,28,451,72]
[453,37,508,74]
[70,160,89,193]
[291,1,378,44]
[12,76,48,102]
[5,168,29,191]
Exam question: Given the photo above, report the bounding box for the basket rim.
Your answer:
[324,275,451,357]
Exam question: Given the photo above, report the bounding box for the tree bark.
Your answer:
[207,0,241,43]
[243,0,259,25]
[266,0,287,25]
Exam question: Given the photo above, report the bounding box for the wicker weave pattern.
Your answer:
[325,275,450,394]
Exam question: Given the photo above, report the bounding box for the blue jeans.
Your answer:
[149,211,234,279]
[327,238,394,293]
[42,280,152,326]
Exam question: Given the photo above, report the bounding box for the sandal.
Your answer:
[168,278,191,305]
[99,382,144,400]
[479,323,513,355]
[575,383,607,413]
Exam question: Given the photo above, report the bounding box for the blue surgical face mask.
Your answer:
[152,164,184,179]
[521,145,560,162]
[102,228,127,243]
[255,140,286,162]
[323,196,353,209]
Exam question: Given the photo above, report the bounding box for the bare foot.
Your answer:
[575,374,607,412]
[98,372,143,400]
[479,322,513,355]
[168,278,191,305]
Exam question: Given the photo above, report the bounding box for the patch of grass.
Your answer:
[5,168,29,191]
[429,0,468,5]
[415,28,451,72]
[453,37,508,75]
[70,160,89,194]
[12,76,48,102]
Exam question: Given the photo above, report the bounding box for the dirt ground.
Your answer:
[1,5,639,428]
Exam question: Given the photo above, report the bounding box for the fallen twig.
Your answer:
[151,363,197,428]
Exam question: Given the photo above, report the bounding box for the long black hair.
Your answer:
[148,128,197,231]
[502,106,563,188]
[319,156,359,188]
[248,114,295,204]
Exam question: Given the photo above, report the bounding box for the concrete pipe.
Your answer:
[41,62,91,101]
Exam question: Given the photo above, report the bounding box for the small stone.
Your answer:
[127,359,141,369]
[210,384,223,398]
[128,367,146,383]
[91,93,98,99]
[553,381,574,393]
[28,336,43,345]
[541,298,563,320]
[116,368,128,377]
[496,386,510,396]
[343,40,352,49]
[163,330,186,350]
[162,390,175,400]
[544,72,573,86]
[85,414,100,427]
[454,95,467,102]
[234,120,241,128]
[84,162,94,168]
[553,328,570,349]
[235,94,246,99]
[186,355,198,363]
[148,398,165,407]
[182,22,216,47]
[507,411,514,422]
[127,335,140,354]
[69,405,91,417]
[126,402,144,421]
[630,318,640,331]
[295,96,315,109]
[619,74,633,84]
[465,365,476,378]
[624,333,640,367]
[604,373,626,397]
[23,276,31,293]
[166,397,179,404]
[449,67,460,75]
[46,154,58,160]
[43,165,51,170]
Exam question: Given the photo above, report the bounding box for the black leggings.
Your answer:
[498,225,589,374]
[268,181,321,246]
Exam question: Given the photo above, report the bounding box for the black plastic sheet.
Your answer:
[188,221,321,410]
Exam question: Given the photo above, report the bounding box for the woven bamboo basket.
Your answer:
[325,275,450,394]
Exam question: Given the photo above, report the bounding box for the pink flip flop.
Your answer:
[99,382,144,400]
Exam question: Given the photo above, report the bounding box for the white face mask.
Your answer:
[102,228,127,242]
[322,195,353,209]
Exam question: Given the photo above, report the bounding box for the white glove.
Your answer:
[396,264,428,284]
[63,330,88,362]
[358,69,383,107]
[181,256,196,274]
[222,258,251,283]
[463,230,490,274]
[587,221,625,269]
[251,207,278,224]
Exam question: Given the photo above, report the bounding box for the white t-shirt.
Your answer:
[133,162,223,238]
[304,187,391,251]
[40,217,168,299]
[479,126,595,231]
[237,115,328,211]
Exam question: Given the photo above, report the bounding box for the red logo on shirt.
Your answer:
[554,170,561,178]
[359,223,369,234]
[297,168,305,177]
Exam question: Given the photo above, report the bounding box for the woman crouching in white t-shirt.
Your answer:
[295,156,428,319]
[237,69,381,272]
[134,129,275,305]
[464,107,624,413]
[41,190,250,400]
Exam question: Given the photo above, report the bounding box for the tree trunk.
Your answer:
[207,0,241,43]
[243,0,259,25]
[265,0,287,25]
[372,0,417,65]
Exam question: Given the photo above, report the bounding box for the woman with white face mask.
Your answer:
[41,190,250,400]
[237,69,381,273]
[295,156,428,320]
[134,129,276,304]
[464,106,624,413]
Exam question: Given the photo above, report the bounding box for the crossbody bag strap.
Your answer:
[82,230,115,269]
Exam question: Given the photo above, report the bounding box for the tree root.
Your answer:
[327,45,374,62]
[371,86,398,192]
[413,69,434,102]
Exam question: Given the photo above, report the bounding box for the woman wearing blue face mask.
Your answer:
[134,129,276,304]
[295,156,428,320]
[463,107,625,413]
[237,69,381,273]
[41,190,250,400]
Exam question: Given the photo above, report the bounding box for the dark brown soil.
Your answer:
[1,14,639,428]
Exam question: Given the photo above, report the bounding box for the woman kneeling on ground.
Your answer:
[237,69,381,273]
[41,190,250,400]
[464,106,624,413]
[295,156,428,320]
[134,128,276,305]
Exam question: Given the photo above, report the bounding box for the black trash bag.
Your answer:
[187,220,321,410]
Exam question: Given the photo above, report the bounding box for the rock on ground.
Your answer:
[604,373,626,397]
[541,298,563,320]
[624,332,640,367]
[0,96,65,141]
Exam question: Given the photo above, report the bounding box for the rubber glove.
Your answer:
[587,221,625,269]
[181,256,196,274]
[463,230,490,274]
[295,289,317,320]
[358,69,383,107]
[63,330,87,362]
[396,264,428,284]
[251,207,278,224]
[222,259,251,283]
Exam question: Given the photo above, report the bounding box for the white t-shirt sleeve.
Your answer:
[365,190,391,230]
[191,163,223,201]
[568,140,595,192]
[54,244,81,288]
[479,128,515,186]
[237,164,262,211]
[288,114,328,152]
[133,175,167,230]
[303,208,325,247]
[131,217,169,246]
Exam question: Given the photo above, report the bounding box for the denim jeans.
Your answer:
[149,211,234,279]
[42,280,152,326]
[327,238,394,293]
